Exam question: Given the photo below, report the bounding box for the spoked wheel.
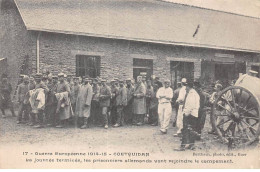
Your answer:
[211,86,260,148]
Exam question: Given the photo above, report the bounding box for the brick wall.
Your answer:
[32,31,258,83]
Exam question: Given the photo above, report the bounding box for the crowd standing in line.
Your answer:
[0,69,259,151]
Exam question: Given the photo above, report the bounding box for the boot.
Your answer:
[80,118,88,129]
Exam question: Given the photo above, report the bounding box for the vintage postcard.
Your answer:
[0,0,260,169]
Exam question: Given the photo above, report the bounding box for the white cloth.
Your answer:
[176,104,183,133]
[158,103,172,131]
[183,89,200,117]
[156,87,173,104]
[156,87,173,131]
[176,86,186,105]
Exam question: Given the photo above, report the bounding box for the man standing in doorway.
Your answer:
[133,76,146,126]
[156,79,173,134]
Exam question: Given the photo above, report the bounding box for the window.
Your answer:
[133,58,153,80]
[76,55,100,78]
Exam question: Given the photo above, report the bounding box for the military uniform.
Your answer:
[132,82,146,125]
[110,84,119,125]
[17,81,30,123]
[124,83,134,124]
[99,84,112,128]
[90,83,101,125]
[45,80,58,126]
[114,84,127,127]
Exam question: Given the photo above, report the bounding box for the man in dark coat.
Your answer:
[0,74,15,118]
[45,75,58,127]
[17,75,30,124]
[110,80,119,125]
[124,78,134,124]
[113,80,127,127]
[99,79,112,129]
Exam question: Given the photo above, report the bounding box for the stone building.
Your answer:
[1,0,260,89]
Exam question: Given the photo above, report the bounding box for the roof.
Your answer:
[14,0,260,53]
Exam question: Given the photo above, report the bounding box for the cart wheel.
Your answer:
[211,86,260,148]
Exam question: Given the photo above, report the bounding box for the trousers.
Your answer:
[176,105,183,133]
[158,102,172,130]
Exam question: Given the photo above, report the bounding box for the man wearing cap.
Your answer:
[174,78,187,136]
[31,73,49,128]
[90,78,101,125]
[54,73,71,128]
[17,75,30,124]
[45,75,58,127]
[99,79,112,129]
[124,78,135,124]
[110,79,119,125]
[0,74,16,118]
[174,81,200,151]
[113,80,127,127]
[75,77,93,129]
[133,76,146,126]
[172,82,182,127]
[156,79,173,134]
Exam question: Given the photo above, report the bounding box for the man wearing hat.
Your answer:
[174,78,187,136]
[133,76,146,126]
[54,73,71,128]
[156,79,173,134]
[248,69,258,77]
[30,73,49,128]
[113,80,127,127]
[99,79,112,129]
[124,78,135,124]
[0,74,16,118]
[17,75,31,124]
[174,80,200,151]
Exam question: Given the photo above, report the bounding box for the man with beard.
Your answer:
[113,80,127,127]
[45,75,58,127]
[133,76,146,126]
[75,77,93,129]
[0,74,15,118]
[54,73,71,128]
[17,75,30,124]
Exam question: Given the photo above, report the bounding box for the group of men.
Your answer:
[2,69,258,151]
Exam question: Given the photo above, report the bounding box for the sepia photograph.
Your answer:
[0,0,260,169]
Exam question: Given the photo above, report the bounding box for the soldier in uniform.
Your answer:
[110,80,119,125]
[32,73,49,128]
[75,77,93,129]
[17,75,30,124]
[71,77,80,112]
[0,74,15,118]
[146,80,154,121]
[90,78,101,125]
[99,79,112,129]
[45,75,58,127]
[113,80,127,127]
[125,78,134,124]
[133,76,146,126]
[54,73,71,128]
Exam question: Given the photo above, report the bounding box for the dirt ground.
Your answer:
[0,110,230,153]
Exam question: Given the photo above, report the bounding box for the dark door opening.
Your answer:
[133,58,153,81]
[170,61,194,89]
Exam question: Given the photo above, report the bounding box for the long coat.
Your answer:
[75,83,93,118]
[133,83,146,114]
